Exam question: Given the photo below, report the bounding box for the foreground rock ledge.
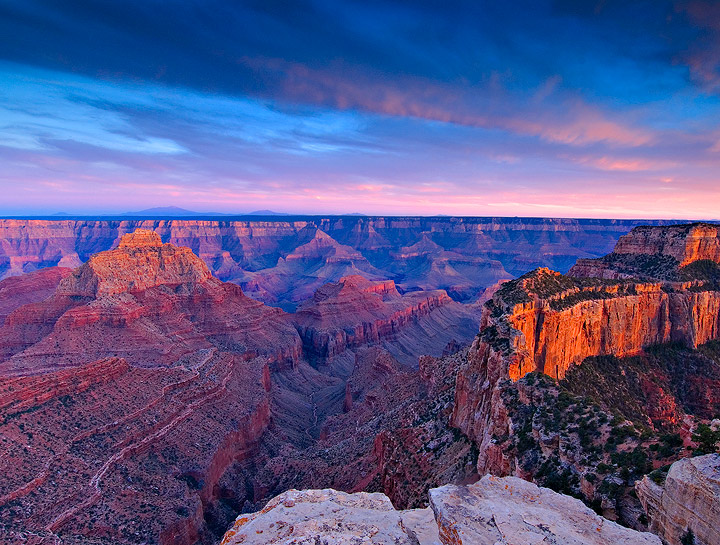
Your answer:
[220,488,437,545]
[221,476,661,545]
[637,454,720,545]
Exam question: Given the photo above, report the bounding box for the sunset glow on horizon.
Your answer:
[1,1,720,219]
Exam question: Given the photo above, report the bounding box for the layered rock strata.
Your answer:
[0,217,684,307]
[293,275,480,365]
[0,230,303,376]
[0,353,272,545]
[636,454,720,545]
[570,223,720,279]
[452,223,720,477]
[0,229,486,543]
[0,266,71,326]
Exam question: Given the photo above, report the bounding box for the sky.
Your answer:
[1,1,720,218]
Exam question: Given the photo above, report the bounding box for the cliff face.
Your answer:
[293,275,480,364]
[612,223,720,266]
[453,223,720,477]
[0,232,302,544]
[0,229,486,543]
[0,231,302,376]
[636,454,720,545]
[0,266,71,326]
[0,353,273,545]
[0,217,683,308]
[570,223,720,279]
[58,229,212,298]
[498,271,720,381]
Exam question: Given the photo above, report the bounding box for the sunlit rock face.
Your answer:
[221,476,661,545]
[637,454,720,545]
[57,229,213,298]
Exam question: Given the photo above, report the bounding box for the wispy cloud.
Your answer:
[0,2,719,217]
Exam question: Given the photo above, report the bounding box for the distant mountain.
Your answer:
[122,206,210,217]
[247,210,290,216]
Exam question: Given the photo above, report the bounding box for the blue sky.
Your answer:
[1,0,719,217]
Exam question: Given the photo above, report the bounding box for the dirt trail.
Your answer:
[45,352,234,532]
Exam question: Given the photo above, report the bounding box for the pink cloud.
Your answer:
[240,56,654,148]
[574,155,677,172]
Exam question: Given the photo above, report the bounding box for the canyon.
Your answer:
[1,221,719,545]
[451,222,720,529]
[0,229,481,544]
[0,217,682,309]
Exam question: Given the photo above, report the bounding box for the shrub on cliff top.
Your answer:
[692,423,720,455]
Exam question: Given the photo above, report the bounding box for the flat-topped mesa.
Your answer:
[475,267,720,383]
[614,223,720,265]
[452,224,720,476]
[57,229,213,298]
[570,222,720,280]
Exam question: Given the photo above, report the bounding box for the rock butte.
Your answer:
[221,476,661,545]
[293,274,479,365]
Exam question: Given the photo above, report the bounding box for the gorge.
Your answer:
[1,221,719,545]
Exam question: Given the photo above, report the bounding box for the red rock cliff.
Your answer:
[452,223,720,476]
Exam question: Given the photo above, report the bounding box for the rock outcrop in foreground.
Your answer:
[636,454,720,545]
[221,476,661,545]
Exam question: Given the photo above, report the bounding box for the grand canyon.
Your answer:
[5,3,720,543]
[0,219,718,545]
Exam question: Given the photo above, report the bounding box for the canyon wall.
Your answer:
[293,275,479,364]
[570,223,720,279]
[500,273,720,381]
[0,229,486,543]
[452,224,720,476]
[636,454,720,545]
[0,217,683,307]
